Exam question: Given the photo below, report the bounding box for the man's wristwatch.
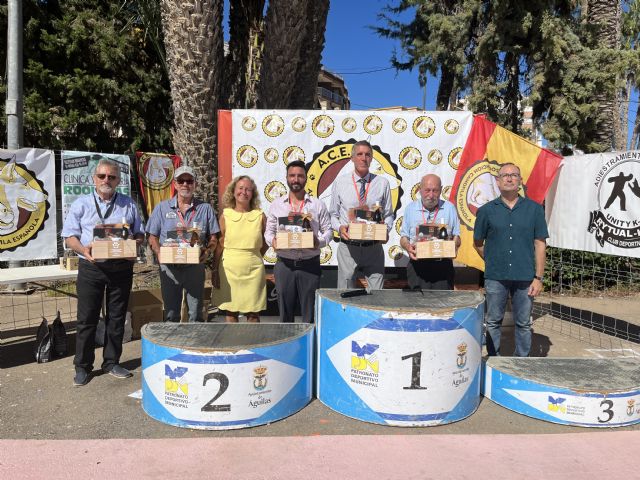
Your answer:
[534,275,544,281]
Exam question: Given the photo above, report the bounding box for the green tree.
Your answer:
[1,0,173,153]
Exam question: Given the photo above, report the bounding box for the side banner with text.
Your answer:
[0,148,57,260]
[230,110,473,267]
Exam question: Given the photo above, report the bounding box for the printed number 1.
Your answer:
[401,351,427,390]
[201,372,231,412]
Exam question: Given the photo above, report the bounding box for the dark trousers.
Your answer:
[75,259,134,371]
[407,258,454,290]
[274,256,321,323]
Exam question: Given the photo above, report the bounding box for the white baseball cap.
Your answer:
[174,165,195,179]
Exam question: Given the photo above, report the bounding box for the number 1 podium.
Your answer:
[316,289,485,426]
[141,323,314,429]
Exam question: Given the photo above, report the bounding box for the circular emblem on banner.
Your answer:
[392,118,407,133]
[320,245,333,264]
[399,147,422,170]
[139,154,174,190]
[456,159,503,229]
[306,139,404,240]
[448,147,463,170]
[292,117,306,132]
[388,245,404,260]
[395,216,403,235]
[262,114,285,137]
[442,185,452,201]
[428,149,443,165]
[282,146,305,165]
[341,117,357,133]
[413,116,436,139]
[264,180,287,202]
[312,115,334,138]
[410,182,421,201]
[241,116,257,131]
[590,154,640,249]
[0,161,50,252]
[263,247,277,264]
[264,148,279,164]
[444,119,460,134]
[363,115,383,135]
[236,145,258,168]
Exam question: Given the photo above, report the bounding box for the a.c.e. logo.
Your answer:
[0,160,49,252]
[589,152,640,249]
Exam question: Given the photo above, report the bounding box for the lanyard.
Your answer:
[93,192,118,224]
[288,196,305,214]
[352,174,372,206]
[421,204,440,225]
[176,205,196,229]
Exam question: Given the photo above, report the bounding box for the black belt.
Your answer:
[342,239,376,247]
[278,256,320,269]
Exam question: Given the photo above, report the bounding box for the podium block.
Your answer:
[141,323,314,429]
[316,289,484,426]
[483,357,640,427]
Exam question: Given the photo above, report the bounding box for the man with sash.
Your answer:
[400,174,461,290]
[62,158,144,386]
[265,160,332,323]
[329,140,394,290]
[147,165,219,323]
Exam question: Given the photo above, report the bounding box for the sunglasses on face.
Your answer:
[95,173,118,181]
[175,178,194,185]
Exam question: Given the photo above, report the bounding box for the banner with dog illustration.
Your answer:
[0,148,57,260]
[218,109,474,267]
[546,151,640,257]
[135,152,182,218]
[61,151,131,222]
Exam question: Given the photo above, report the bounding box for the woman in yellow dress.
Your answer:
[213,176,267,322]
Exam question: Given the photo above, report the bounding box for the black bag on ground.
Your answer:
[34,317,52,363]
[51,311,68,357]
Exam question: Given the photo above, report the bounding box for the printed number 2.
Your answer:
[598,399,614,423]
[201,372,231,412]
[401,351,427,390]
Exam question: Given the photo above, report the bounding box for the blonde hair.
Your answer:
[221,175,261,211]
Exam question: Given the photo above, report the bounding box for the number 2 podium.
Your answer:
[141,323,314,429]
[316,289,485,426]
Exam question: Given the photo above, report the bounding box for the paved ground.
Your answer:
[2,305,640,478]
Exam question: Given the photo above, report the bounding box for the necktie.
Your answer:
[359,178,367,203]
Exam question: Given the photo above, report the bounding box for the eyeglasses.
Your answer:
[175,178,194,185]
[499,173,521,179]
[95,173,118,181]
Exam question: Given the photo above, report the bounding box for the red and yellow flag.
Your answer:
[136,152,182,217]
[450,115,563,270]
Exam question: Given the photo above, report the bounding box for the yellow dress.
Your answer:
[215,208,267,313]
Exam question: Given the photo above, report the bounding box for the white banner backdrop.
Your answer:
[0,148,57,260]
[231,110,473,266]
[61,151,131,221]
[546,150,640,257]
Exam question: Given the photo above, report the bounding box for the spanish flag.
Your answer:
[450,115,563,271]
[136,152,182,218]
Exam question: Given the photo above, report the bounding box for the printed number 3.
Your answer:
[598,399,614,423]
[201,372,231,412]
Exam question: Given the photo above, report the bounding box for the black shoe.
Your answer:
[73,368,90,387]
[105,364,133,379]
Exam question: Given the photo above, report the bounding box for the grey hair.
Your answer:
[95,158,121,177]
[351,140,373,158]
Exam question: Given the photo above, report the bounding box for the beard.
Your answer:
[97,184,114,196]
[288,182,304,192]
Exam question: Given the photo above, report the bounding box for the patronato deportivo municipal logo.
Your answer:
[455,159,524,229]
[547,396,567,413]
[350,341,380,388]
[164,364,189,409]
[0,158,49,252]
[138,153,174,191]
[305,139,403,238]
[588,152,640,249]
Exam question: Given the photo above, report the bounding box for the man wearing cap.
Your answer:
[264,160,333,323]
[329,140,394,290]
[147,165,220,323]
[400,174,461,290]
[62,158,144,387]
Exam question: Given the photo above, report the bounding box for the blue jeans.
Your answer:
[485,279,533,357]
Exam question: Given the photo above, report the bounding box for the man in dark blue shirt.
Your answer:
[473,163,548,357]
